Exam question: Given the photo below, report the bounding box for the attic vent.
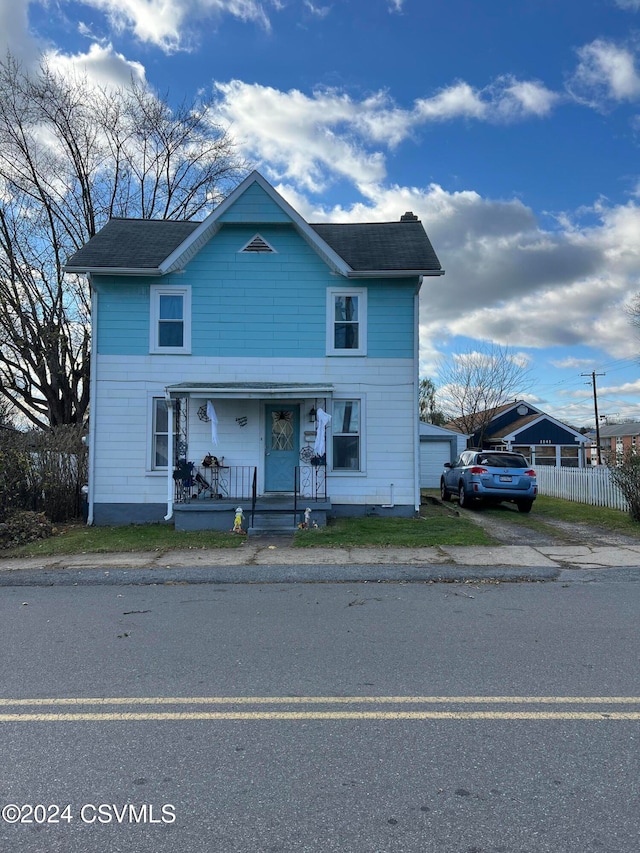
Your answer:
[400,211,418,221]
[240,234,276,253]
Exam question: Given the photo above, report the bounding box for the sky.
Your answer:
[4,0,640,427]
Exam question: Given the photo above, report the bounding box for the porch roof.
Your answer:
[165,382,333,400]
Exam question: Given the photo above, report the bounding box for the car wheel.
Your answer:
[458,483,472,508]
[440,478,451,502]
[517,500,533,514]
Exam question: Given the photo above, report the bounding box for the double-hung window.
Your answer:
[152,398,169,469]
[150,285,191,354]
[332,400,361,470]
[327,288,367,355]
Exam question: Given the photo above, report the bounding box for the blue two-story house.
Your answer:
[65,172,444,530]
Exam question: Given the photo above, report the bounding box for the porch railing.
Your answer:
[295,464,327,502]
[173,463,257,503]
[173,462,326,506]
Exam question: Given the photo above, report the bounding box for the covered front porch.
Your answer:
[163,382,333,531]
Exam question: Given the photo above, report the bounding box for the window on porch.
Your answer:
[332,400,360,470]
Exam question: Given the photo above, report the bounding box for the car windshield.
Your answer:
[477,454,528,468]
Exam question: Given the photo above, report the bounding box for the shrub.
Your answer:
[0,443,32,522]
[607,449,640,521]
[0,425,88,523]
[0,511,53,550]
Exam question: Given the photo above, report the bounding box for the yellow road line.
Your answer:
[1,695,640,707]
[0,710,639,722]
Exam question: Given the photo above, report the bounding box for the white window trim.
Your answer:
[326,287,367,356]
[329,396,366,474]
[147,394,169,473]
[150,284,192,354]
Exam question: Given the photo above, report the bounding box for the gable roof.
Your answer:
[65,219,201,275]
[310,222,441,273]
[64,171,444,279]
[445,399,586,443]
[444,401,525,435]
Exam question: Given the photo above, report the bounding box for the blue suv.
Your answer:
[441,450,537,513]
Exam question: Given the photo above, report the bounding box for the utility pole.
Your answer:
[582,371,605,465]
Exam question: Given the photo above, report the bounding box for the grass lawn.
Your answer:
[5,501,496,557]
[6,523,245,558]
[292,507,497,548]
[5,493,639,557]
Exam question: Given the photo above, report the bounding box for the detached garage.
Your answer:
[419,423,468,489]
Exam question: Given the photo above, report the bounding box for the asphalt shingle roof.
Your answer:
[309,221,442,271]
[598,423,640,437]
[65,216,442,274]
[65,218,201,271]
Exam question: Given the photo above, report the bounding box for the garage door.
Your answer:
[420,440,452,489]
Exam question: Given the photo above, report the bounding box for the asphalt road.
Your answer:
[1,576,639,852]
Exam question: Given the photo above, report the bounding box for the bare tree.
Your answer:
[0,55,246,428]
[436,343,532,446]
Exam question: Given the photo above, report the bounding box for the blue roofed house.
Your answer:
[445,400,589,468]
[65,172,444,530]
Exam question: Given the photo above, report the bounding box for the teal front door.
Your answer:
[265,404,300,491]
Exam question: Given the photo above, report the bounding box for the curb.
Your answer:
[0,564,561,587]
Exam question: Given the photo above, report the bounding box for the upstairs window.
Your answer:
[327,288,367,355]
[150,286,191,354]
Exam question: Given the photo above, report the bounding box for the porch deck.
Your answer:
[172,464,329,532]
[173,494,331,533]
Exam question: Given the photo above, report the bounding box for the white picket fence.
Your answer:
[536,466,629,511]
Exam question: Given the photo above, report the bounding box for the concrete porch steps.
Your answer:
[248,511,300,537]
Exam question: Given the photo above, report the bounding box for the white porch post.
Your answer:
[164,394,174,521]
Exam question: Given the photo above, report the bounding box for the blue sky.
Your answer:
[4,0,640,426]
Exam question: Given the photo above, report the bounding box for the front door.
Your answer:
[265,404,300,491]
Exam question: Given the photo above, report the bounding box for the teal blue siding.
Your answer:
[95,225,417,359]
[96,278,150,355]
[218,183,292,224]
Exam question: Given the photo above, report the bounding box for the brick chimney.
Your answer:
[400,211,418,221]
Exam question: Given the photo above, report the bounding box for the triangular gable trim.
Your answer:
[487,399,542,425]
[499,413,588,443]
[159,171,352,277]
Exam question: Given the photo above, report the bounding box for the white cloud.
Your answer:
[58,0,280,52]
[614,0,640,10]
[549,357,596,369]
[570,39,640,106]
[415,77,558,122]
[46,42,146,88]
[277,176,640,374]
[213,81,389,190]
[211,77,561,191]
[0,0,43,64]
[492,77,559,119]
[304,0,331,17]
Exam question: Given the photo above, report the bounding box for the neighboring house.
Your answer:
[586,422,640,464]
[445,400,588,467]
[65,171,444,529]
[419,422,468,488]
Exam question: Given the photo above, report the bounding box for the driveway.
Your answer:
[458,502,640,547]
